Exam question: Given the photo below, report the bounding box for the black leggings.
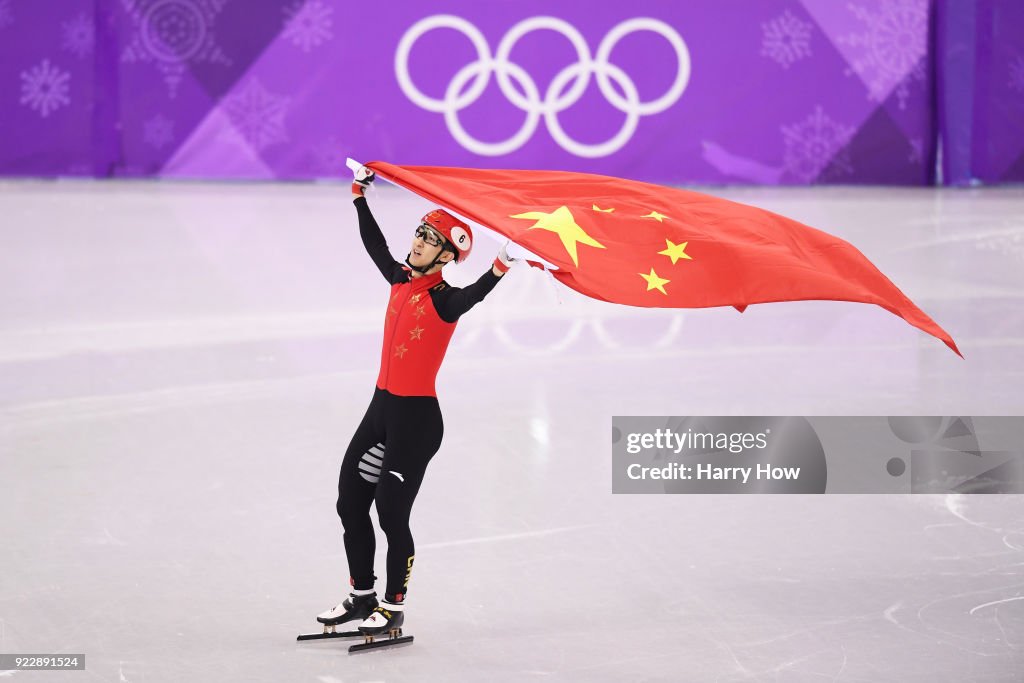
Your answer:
[336,388,443,602]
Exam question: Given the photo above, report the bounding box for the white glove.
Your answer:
[351,165,375,196]
[493,241,518,273]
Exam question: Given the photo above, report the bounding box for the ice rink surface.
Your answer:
[1,180,1023,682]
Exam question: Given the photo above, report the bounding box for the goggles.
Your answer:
[414,224,445,248]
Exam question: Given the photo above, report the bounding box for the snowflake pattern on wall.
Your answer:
[781,105,855,182]
[62,13,95,59]
[219,78,291,152]
[761,10,813,68]
[20,59,72,118]
[282,0,334,53]
[121,0,230,99]
[0,0,13,29]
[838,0,928,110]
[144,114,175,149]
[1009,55,1024,93]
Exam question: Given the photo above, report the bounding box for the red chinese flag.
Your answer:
[367,162,961,357]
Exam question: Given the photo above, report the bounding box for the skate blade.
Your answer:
[297,624,363,641]
[348,633,414,653]
[297,630,362,641]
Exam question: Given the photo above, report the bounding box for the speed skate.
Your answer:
[296,620,415,654]
[297,592,414,653]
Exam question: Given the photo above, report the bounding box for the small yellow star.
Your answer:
[658,239,692,265]
[409,325,424,340]
[394,343,408,358]
[409,293,422,303]
[412,304,426,319]
[592,204,615,213]
[642,211,669,222]
[638,268,670,295]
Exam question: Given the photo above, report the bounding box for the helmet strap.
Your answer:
[406,237,458,274]
[405,249,446,274]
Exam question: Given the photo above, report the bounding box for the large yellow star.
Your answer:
[510,206,605,267]
[639,268,670,295]
[643,210,668,222]
[658,239,692,264]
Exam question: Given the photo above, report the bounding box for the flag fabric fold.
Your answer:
[366,162,961,357]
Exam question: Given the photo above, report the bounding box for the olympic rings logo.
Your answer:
[395,15,691,158]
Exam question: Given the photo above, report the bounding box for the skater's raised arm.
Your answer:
[351,168,406,285]
[432,243,516,323]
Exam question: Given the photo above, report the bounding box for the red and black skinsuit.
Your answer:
[336,196,502,604]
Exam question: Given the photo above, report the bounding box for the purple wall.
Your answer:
[937,0,1024,185]
[0,0,959,184]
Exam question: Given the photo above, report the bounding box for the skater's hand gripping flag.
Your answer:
[348,159,375,196]
[493,241,517,274]
[364,162,961,357]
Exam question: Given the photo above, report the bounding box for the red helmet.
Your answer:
[421,209,473,262]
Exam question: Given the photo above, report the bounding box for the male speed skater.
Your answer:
[316,164,517,640]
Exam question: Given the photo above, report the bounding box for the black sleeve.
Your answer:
[432,268,503,323]
[354,196,407,285]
